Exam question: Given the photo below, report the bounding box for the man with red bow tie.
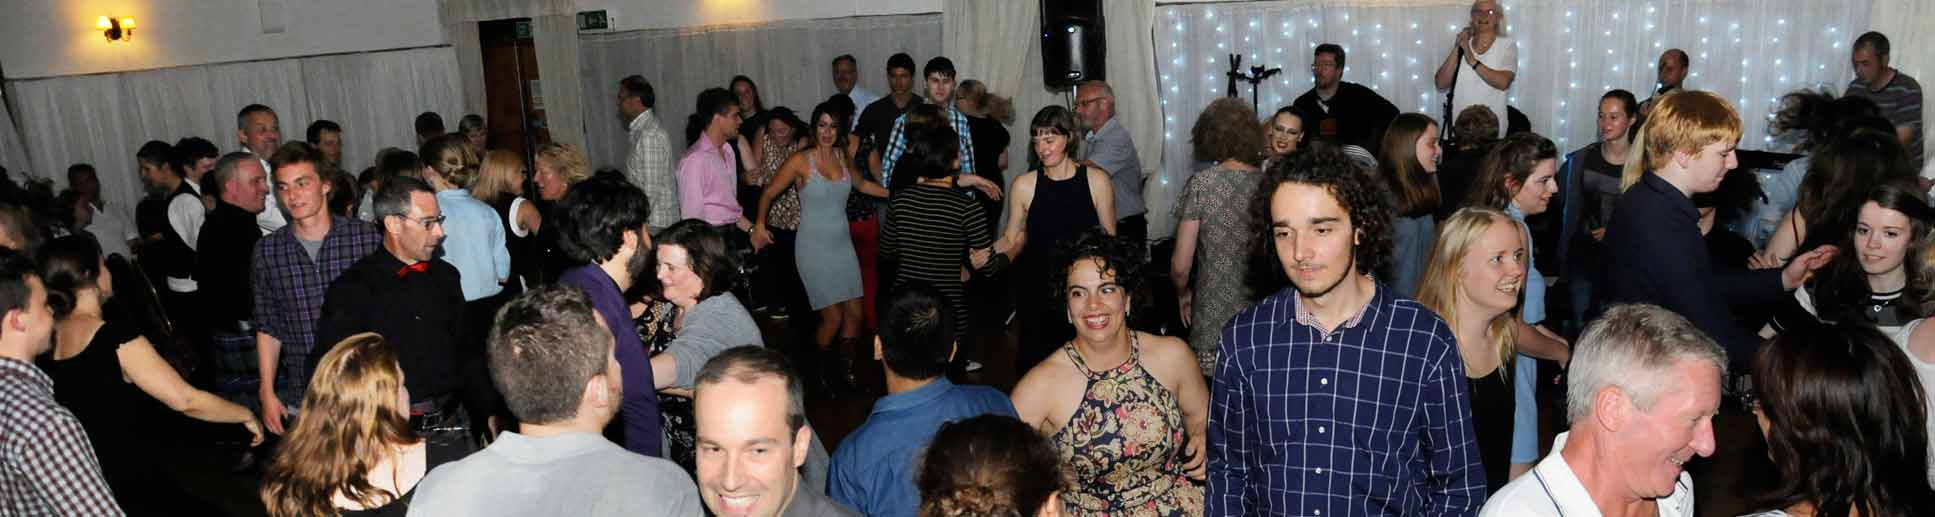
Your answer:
[317,174,470,451]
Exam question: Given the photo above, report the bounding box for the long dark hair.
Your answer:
[1378,113,1441,217]
[1468,132,1558,210]
[1795,127,1917,252]
[1751,323,1935,517]
[1811,181,1935,322]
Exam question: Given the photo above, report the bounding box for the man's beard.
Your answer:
[623,244,652,284]
[1292,248,1357,299]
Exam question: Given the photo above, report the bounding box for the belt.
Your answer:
[213,320,257,334]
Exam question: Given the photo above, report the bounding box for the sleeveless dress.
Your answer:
[488,196,537,294]
[1051,335,1204,516]
[796,152,865,309]
[41,320,162,512]
[1016,167,1102,372]
[1467,359,1517,494]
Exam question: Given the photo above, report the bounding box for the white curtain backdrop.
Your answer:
[0,88,42,180]
[578,15,944,170]
[8,46,463,225]
[534,14,589,150]
[1156,0,1874,191]
[1874,0,1935,138]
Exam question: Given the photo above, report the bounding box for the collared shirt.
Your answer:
[828,378,1016,516]
[880,104,978,189]
[558,265,661,458]
[316,249,467,400]
[1208,282,1485,516]
[252,216,382,408]
[84,200,136,259]
[407,431,701,517]
[625,109,683,230]
[677,132,744,226]
[0,357,125,516]
[1480,433,1695,517]
[1595,172,1782,367]
[197,201,263,324]
[1081,117,1146,219]
[784,487,860,517]
[435,189,509,301]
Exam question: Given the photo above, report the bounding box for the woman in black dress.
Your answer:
[956,79,1013,234]
[471,149,542,294]
[1413,208,1537,492]
[38,236,262,513]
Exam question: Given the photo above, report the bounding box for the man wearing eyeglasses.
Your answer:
[316,175,470,451]
[1292,43,1401,153]
[1073,80,1147,254]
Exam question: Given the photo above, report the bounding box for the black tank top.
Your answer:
[1022,165,1101,268]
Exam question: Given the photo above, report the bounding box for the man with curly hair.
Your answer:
[1207,147,1485,516]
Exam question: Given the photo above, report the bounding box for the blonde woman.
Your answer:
[262,333,446,516]
[532,142,590,281]
[1413,207,1537,491]
[470,150,542,292]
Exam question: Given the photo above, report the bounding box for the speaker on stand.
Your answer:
[1041,0,1106,96]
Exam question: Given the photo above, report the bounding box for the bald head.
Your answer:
[1658,49,1689,91]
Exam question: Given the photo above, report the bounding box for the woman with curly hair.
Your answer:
[1751,323,1935,515]
[261,333,449,516]
[918,414,1067,517]
[1171,97,1265,376]
[1010,229,1207,516]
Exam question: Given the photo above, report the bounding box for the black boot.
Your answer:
[817,347,860,399]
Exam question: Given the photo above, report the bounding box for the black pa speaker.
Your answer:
[1041,0,1106,90]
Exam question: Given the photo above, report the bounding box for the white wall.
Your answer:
[577,0,942,32]
[0,0,445,78]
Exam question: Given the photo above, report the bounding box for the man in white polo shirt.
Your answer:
[1483,304,1719,517]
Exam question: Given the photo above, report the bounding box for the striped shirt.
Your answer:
[0,357,124,516]
[881,183,992,342]
[1849,70,1925,165]
[1208,282,1485,516]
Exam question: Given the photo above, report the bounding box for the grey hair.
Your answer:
[1565,304,1728,424]
[373,175,434,228]
[1078,80,1114,100]
[209,152,258,190]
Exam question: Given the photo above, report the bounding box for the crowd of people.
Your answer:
[3,1,1935,516]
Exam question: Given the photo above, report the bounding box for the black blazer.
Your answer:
[1593,172,1782,366]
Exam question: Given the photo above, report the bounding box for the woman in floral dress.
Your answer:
[1010,229,1208,516]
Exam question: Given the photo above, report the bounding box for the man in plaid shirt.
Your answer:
[252,144,382,434]
[0,248,124,515]
[876,56,1001,199]
[1208,149,1484,516]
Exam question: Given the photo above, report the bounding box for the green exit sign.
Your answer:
[578,10,610,32]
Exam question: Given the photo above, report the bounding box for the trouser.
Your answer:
[161,289,212,387]
[462,292,512,443]
[1117,213,1149,261]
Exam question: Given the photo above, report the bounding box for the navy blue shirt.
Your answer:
[827,378,1016,516]
[1208,282,1484,516]
[1593,172,1781,366]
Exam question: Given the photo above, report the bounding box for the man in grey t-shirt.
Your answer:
[1847,31,1924,167]
[408,286,700,517]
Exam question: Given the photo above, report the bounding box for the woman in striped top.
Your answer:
[882,124,992,357]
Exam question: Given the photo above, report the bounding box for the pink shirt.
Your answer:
[676,133,744,226]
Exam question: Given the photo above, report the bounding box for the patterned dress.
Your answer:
[1174,164,1261,376]
[1051,335,1204,516]
[754,134,803,231]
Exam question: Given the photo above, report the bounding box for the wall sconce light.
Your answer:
[97,16,135,42]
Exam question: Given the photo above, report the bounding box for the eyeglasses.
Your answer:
[411,215,447,229]
[1471,8,1498,16]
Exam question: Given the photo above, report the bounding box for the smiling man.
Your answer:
[1482,304,1722,516]
[1207,148,1484,516]
[696,346,855,517]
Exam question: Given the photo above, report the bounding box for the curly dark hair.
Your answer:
[553,175,650,266]
[1248,146,1392,298]
[1468,132,1559,210]
[917,414,1066,517]
[1190,97,1265,166]
[1050,228,1145,315]
[1751,323,1935,517]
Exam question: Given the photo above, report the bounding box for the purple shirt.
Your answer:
[676,133,743,226]
[559,265,663,457]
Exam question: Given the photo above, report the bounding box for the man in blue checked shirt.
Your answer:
[1208,148,1485,516]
